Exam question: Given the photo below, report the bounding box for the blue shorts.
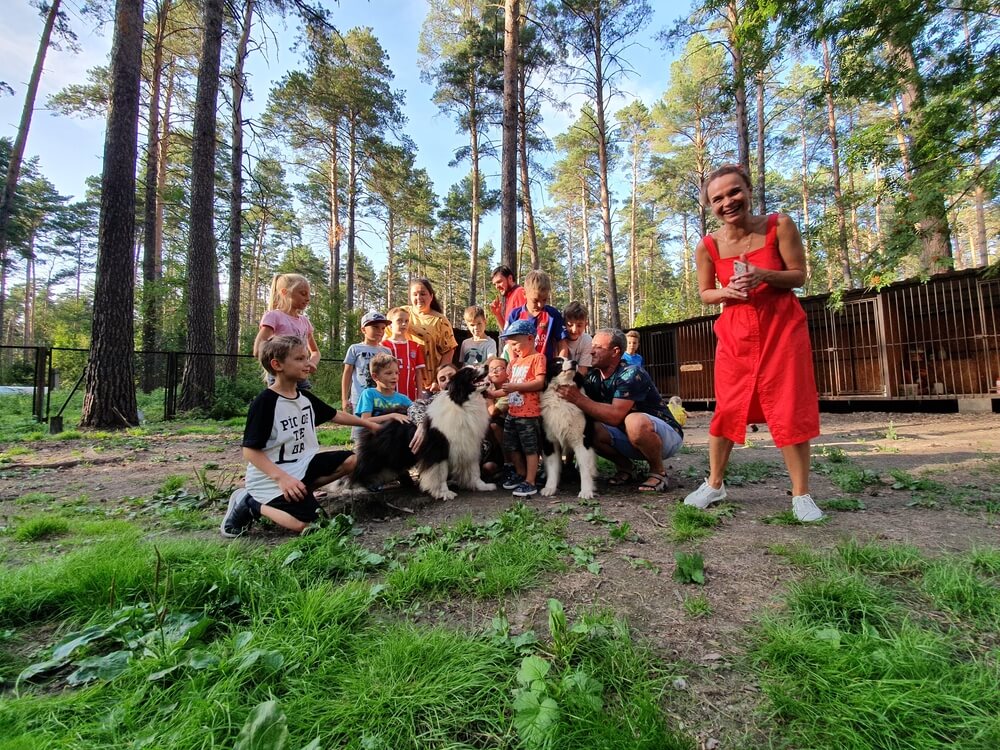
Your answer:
[604,414,683,461]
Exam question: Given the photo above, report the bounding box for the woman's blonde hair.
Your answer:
[268,273,310,312]
[701,164,752,207]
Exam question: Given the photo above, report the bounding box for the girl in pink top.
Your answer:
[253,273,321,372]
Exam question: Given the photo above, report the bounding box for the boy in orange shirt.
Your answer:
[498,319,546,497]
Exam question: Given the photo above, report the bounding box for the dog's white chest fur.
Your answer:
[427,390,490,466]
[540,387,586,446]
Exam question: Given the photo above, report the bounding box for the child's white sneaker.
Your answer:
[792,494,825,522]
[683,480,727,509]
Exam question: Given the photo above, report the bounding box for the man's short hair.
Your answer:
[563,301,588,321]
[260,335,305,375]
[369,352,398,377]
[596,327,626,354]
[523,269,551,294]
[491,264,515,280]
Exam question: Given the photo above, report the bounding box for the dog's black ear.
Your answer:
[572,371,585,388]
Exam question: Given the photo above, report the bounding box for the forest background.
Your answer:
[0,0,997,426]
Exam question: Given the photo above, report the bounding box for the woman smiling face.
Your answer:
[706,172,752,226]
[409,281,432,312]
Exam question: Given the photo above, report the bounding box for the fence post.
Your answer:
[32,346,50,423]
[164,351,178,420]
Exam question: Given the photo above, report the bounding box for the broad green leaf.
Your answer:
[147,664,181,682]
[562,669,603,711]
[282,550,304,566]
[234,700,289,750]
[186,649,220,670]
[67,650,132,686]
[512,690,560,747]
[52,624,114,661]
[17,657,67,683]
[516,655,551,686]
[234,631,254,650]
[238,649,285,672]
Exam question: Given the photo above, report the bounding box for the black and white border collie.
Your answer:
[351,365,496,501]
[539,358,598,499]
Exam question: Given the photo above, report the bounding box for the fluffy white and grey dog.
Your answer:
[539,357,598,499]
[351,365,496,501]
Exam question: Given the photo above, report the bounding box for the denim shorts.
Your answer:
[604,414,683,461]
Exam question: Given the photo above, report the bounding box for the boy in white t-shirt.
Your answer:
[562,301,593,376]
[221,336,382,537]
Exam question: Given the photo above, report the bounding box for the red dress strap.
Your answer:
[765,213,779,242]
[703,234,720,261]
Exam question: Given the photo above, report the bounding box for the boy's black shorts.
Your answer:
[503,415,541,455]
[254,450,352,523]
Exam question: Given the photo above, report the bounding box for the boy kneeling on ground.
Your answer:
[221,335,390,537]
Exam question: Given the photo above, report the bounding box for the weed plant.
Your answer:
[11,516,70,542]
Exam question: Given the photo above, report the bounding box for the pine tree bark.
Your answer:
[224,0,254,378]
[0,0,61,352]
[346,115,358,313]
[81,0,142,429]
[178,0,224,412]
[822,39,853,288]
[517,60,539,270]
[500,0,519,284]
[726,1,750,176]
[141,0,172,392]
[755,70,766,214]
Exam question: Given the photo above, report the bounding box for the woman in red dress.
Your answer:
[683,164,823,522]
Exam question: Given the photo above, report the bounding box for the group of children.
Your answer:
[222,268,647,537]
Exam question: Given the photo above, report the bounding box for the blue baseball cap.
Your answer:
[500,319,536,339]
[360,310,388,327]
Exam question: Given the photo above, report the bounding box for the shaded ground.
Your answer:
[2,411,998,746]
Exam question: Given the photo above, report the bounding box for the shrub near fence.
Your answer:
[0,345,347,426]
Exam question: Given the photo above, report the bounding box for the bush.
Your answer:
[0,361,35,386]
[210,374,263,419]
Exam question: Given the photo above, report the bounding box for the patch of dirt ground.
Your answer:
[2,411,999,746]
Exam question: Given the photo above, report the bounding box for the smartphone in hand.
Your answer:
[733,260,748,276]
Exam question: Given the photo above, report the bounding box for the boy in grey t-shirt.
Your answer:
[563,301,593,376]
[341,311,391,443]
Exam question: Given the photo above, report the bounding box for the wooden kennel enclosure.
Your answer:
[640,269,1000,407]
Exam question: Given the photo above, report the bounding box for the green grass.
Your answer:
[12,516,71,542]
[669,504,720,542]
[0,508,693,749]
[761,510,829,526]
[317,426,353,446]
[14,492,55,506]
[724,460,780,485]
[821,496,866,512]
[750,542,1000,750]
[683,594,712,618]
[158,475,187,494]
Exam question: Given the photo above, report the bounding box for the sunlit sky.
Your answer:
[0,0,691,268]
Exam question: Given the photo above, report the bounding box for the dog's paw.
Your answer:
[577,488,596,500]
[433,489,457,501]
[476,482,496,492]
[540,486,557,497]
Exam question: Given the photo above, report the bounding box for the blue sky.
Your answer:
[0,0,690,266]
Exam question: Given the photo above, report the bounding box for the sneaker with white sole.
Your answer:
[502,473,525,490]
[512,481,538,497]
[792,494,825,522]
[683,480,727,509]
[220,489,254,538]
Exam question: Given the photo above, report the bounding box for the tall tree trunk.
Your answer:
[23,241,34,347]
[500,0,519,285]
[890,96,912,180]
[346,114,357,313]
[592,12,621,329]
[0,0,61,350]
[890,40,951,269]
[386,211,395,310]
[580,179,594,332]
[800,99,812,279]
[726,1,750,175]
[140,0,171,392]
[822,39,852,288]
[224,0,254,377]
[517,61,539,269]
[81,0,141,429]
[628,131,639,324]
[328,137,342,352]
[755,69,766,214]
[178,0,224,412]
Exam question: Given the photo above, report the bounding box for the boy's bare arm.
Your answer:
[340,364,354,412]
[243,446,306,501]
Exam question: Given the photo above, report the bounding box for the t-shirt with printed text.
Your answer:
[382,338,426,400]
[506,352,546,418]
[344,343,390,406]
[242,388,336,504]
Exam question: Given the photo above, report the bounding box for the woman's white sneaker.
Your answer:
[792,494,825,522]
[683,480,727,509]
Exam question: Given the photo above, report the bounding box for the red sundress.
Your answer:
[705,213,820,448]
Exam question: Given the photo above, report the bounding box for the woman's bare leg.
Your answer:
[780,441,811,496]
[708,434,735,488]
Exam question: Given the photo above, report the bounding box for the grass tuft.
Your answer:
[920,559,1000,627]
[834,539,925,576]
[12,516,70,542]
[669,504,720,542]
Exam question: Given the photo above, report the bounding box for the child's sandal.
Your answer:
[608,470,636,486]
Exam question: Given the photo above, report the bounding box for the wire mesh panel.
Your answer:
[805,298,884,397]
[978,278,1000,395]
[674,317,717,401]
[644,327,678,398]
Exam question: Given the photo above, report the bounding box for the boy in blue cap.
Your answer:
[498,319,546,497]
